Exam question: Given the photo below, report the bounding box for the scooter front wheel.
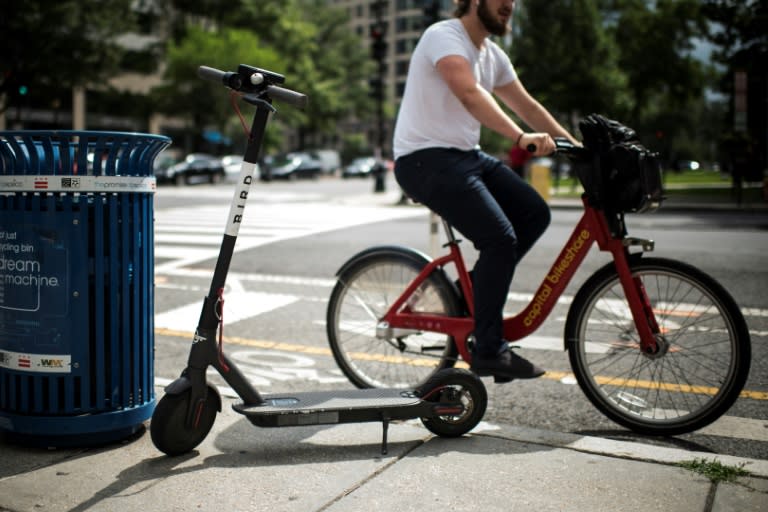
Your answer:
[150,386,219,456]
[417,368,487,438]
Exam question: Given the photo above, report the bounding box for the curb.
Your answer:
[479,424,768,479]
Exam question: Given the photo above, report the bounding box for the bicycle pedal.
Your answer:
[493,375,515,384]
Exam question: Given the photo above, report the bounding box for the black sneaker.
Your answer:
[470,348,546,380]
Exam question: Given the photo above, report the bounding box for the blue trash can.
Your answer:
[0,131,171,446]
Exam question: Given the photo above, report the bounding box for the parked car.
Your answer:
[309,149,341,175]
[153,150,181,179]
[220,154,257,183]
[342,156,378,178]
[156,153,225,185]
[221,154,261,182]
[260,152,322,181]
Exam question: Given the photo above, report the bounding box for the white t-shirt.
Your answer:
[393,18,517,160]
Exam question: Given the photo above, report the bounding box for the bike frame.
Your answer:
[380,199,662,363]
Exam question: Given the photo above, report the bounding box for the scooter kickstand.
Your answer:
[381,417,390,455]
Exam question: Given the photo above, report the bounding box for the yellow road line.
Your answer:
[156,328,767,400]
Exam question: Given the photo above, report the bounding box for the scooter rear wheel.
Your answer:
[150,386,219,456]
[417,369,487,437]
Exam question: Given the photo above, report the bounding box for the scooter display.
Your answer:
[149,64,488,456]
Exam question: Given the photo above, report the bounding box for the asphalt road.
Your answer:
[153,176,768,461]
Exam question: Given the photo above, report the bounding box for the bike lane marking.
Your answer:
[156,327,767,402]
[154,328,768,444]
[155,291,298,331]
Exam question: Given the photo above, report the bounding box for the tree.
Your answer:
[235,0,374,149]
[0,0,136,115]
[702,0,767,177]
[152,26,282,153]
[470,0,630,156]
[512,0,630,130]
[153,0,373,152]
[511,0,714,163]
[613,0,708,117]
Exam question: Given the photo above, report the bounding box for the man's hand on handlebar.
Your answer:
[518,132,555,156]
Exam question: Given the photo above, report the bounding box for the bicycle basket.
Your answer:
[576,114,664,213]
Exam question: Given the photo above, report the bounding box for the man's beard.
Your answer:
[478,0,510,37]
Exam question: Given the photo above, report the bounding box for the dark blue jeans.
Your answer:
[395,148,550,358]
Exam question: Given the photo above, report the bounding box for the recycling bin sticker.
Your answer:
[0,212,74,373]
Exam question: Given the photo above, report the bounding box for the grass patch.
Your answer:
[678,458,750,483]
[662,170,730,185]
[548,171,764,204]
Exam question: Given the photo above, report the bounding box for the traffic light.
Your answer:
[18,85,28,96]
[423,0,440,28]
[370,24,387,62]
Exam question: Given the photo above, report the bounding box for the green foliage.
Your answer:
[0,0,137,113]
[3,0,752,167]
[512,0,631,127]
[702,0,768,67]
[610,0,711,162]
[159,26,281,115]
[152,26,282,151]
[700,1,767,170]
[508,0,720,164]
[678,458,750,483]
[483,0,630,156]
[613,0,707,117]
[340,133,372,164]
[154,0,373,152]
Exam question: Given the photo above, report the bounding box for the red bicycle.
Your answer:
[326,138,751,436]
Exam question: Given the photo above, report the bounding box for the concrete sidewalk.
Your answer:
[1,386,766,512]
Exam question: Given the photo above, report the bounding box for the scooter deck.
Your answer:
[233,388,434,428]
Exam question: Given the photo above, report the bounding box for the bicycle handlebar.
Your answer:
[525,137,587,158]
[197,65,308,109]
[554,137,580,152]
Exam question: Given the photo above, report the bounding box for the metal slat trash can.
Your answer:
[0,131,171,446]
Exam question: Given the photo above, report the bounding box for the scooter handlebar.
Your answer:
[267,85,308,109]
[196,65,307,108]
[197,66,241,88]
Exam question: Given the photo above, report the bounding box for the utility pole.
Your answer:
[422,0,441,28]
[370,0,387,162]
[370,0,388,192]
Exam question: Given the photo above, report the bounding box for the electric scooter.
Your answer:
[149,64,488,456]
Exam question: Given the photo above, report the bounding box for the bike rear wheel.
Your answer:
[327,252,461,388]
[566,257,751,436]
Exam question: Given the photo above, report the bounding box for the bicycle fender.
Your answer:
[334,245,433,276]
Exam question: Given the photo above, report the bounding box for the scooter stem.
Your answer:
[184,98,276,409]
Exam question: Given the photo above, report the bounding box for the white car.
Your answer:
[220,155,259,182]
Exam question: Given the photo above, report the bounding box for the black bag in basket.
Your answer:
[577,114,663,213]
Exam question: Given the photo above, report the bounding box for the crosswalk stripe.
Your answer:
[155,291,299,331]
[153,201,424,272]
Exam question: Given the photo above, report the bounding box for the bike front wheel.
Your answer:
[327,251,462,389]
[566,257,751,436]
